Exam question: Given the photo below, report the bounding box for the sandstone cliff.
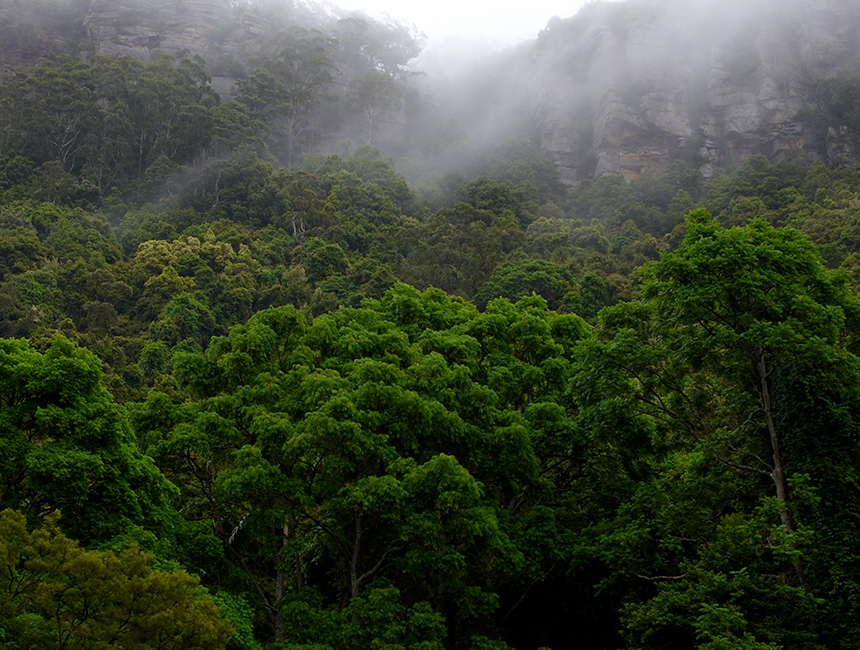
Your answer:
[0,0,269,94]
[85,0,226,61]
[83,0,280,96]
[528,0,860,183]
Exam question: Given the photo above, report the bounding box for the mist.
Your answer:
[3,0,860,196]
[332,0,597,46]
[369,0,860,194]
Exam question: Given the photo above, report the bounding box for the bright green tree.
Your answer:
[135,286,590,648]
[0,335,174,544]
[575,210,860,648]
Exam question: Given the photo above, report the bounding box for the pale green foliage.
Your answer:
[0,509,232,649]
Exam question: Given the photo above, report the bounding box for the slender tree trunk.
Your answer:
[350,513,362,600]
[757,351,791,530]
[138,129,146,178]
[274,521,290,642]
[291,210,305,244]
[286,118,296,169]
[756,348,806,586]
[272,517,304,640]
[295,546,304,593]
[287,515,304,593]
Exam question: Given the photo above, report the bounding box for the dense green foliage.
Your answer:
[3,2,860,645]
[4,150,860,647]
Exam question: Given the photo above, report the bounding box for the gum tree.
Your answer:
[575,210,860,648]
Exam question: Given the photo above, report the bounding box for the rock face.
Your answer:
[83,0,273,95]
[528,0,860,183]
[0,0,272,91]
[84,0,216,61]
[83,0,261,61]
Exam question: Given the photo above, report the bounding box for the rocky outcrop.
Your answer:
[0,0,272,91]
[82,0,274,96]
[528,0,860,183]
[83,0,252,61]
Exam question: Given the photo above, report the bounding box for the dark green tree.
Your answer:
[473,259,576,311]
[241,27,335,167]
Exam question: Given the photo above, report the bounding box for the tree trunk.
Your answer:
[350,513,362,600]
[274,521,290,642]
[756,348,806,586]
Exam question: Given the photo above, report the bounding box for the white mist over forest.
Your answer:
[331,0,596,45]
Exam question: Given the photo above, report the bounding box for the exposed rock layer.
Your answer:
[528,0,860,183]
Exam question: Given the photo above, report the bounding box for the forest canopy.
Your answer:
[2,0,860,647]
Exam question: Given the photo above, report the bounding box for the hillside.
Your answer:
[3,1,860,649]
[4,0,860,182]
